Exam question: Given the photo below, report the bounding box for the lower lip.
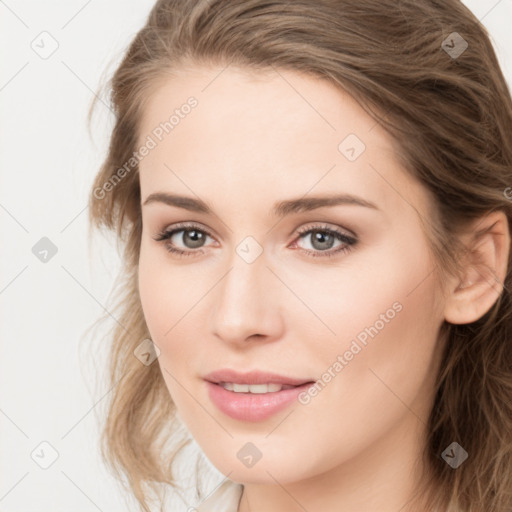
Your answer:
[206,381,315,422]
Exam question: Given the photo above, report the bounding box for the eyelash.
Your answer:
[152,222,357,259]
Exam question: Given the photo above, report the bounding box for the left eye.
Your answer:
[292,225,357,258]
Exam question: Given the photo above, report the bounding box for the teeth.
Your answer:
[220,382,295,393]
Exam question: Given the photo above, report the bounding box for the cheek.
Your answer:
[138,236,194,332]
[302,236,442,420]
[137,241,210,372]
[331,236,442,385]
[138,242,180,351]
[280,243,443,476]
[275,232,441,365]
[138,247,195,411]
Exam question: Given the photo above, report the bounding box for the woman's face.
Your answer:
[137,64,447,485]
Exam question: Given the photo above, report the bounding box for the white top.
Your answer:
[194,480,460,511]
[196,480,244,512]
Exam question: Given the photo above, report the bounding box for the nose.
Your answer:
[209,247,284,345]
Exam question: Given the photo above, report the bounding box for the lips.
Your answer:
[203,369,316,422]
[203,368,314,387]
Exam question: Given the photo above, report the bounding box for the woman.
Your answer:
[88,1,512,511]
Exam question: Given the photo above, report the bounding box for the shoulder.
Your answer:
[195,480,244,512]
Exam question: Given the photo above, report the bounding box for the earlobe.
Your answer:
[444,210,510,325]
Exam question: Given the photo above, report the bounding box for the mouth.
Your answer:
[214,381,311,393]
[205,376,316,422]
[203,368,315,387]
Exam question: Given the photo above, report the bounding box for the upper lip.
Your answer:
[203,369,314,386]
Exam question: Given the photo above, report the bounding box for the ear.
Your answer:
[444,210,510,325]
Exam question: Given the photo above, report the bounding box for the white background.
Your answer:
[1,1,511,510]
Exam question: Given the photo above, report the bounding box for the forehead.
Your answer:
[137,64,429,218]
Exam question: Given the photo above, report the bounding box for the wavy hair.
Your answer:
[88,1,512,510]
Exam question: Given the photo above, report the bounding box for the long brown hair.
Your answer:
[88,1,512,510]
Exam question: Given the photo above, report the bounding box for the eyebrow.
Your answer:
[142,192,379,216]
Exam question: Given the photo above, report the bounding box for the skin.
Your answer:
[136,64,510,512]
